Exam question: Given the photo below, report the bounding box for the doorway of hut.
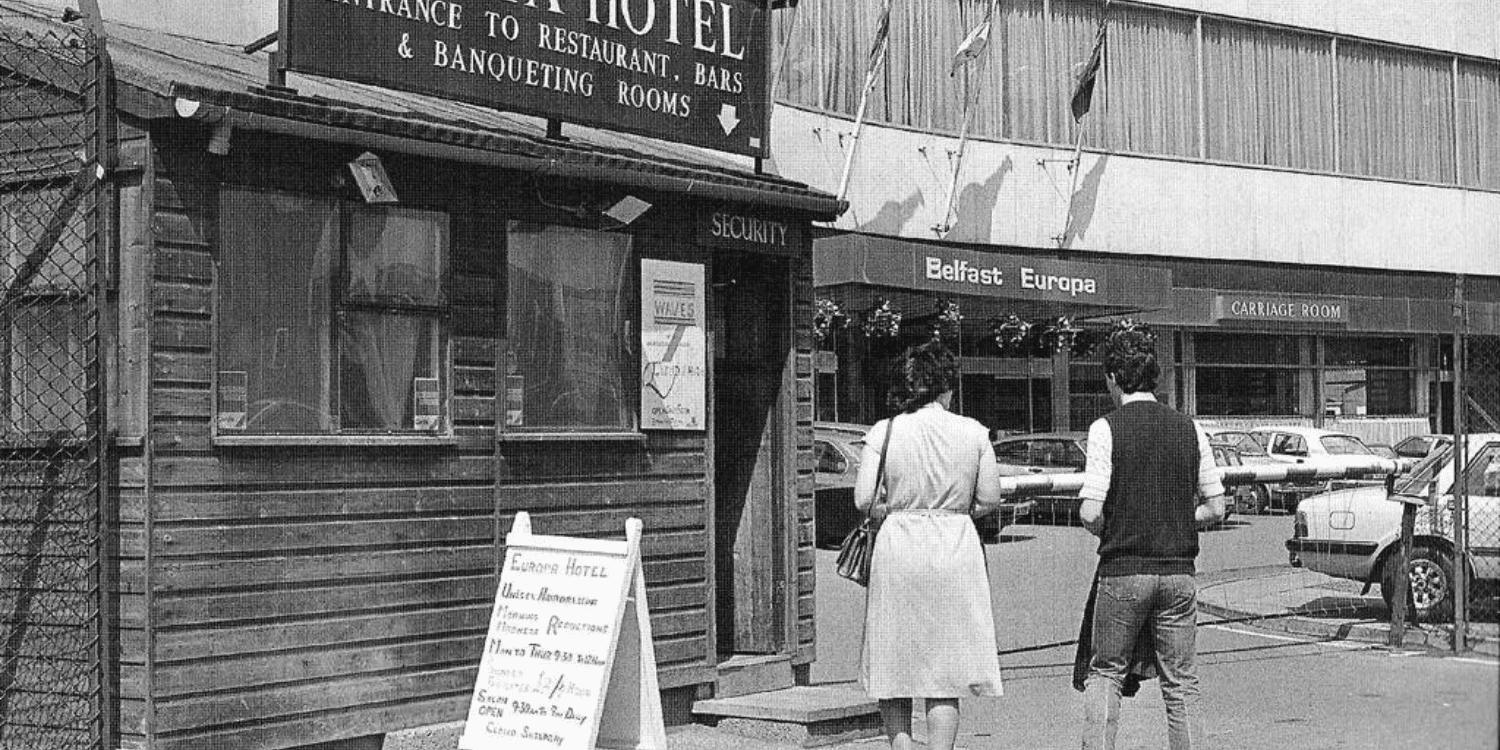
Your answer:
[711,252,790,662]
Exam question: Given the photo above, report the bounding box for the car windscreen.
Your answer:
[1321,435,1373,455]
[1226,434,1264,456]
[1395,444,1454,496]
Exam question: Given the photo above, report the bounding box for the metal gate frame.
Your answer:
[1452,277,1499,652]
[1,10,111,750]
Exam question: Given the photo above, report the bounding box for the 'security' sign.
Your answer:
[283,0,771,157]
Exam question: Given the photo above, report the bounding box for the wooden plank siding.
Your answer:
[136,134,507,748]
[125,128,784,748]
[790,254,819,667]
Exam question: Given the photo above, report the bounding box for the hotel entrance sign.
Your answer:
[282,0,772,157]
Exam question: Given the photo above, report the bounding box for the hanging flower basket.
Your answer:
[813,298,849,343]
[861,298,903,338]
[1044,315,1081,354]
[990,313,1032,353]
[931,298,963,341]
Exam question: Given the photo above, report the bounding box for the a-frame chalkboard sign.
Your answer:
[459,512,667,750]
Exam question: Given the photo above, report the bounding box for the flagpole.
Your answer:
[936,0,998,235]
[836,73,878,202]
[837,0,893,203]
[1057,124,1086,247]
[937,81,976,235]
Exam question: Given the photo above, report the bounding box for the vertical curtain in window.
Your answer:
[1457,59,1500,190]
[1338,41,1456,183]
[884,0,969,132]
[1091,4,1197,157]
[337,312,431,430]
[811,0,880,117]
[772,3,819,107]
[218,191,336,434]
[1202,21,1334,170]
[1001,0,1053,143]
[506,225,633,430]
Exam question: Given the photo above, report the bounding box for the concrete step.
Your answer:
[691,685,882,748]
[714,653,795,698]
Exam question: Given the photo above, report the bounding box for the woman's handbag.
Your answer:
[835,417,895,586]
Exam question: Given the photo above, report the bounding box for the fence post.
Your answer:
[1386,473,1416,648]
[1450,276,1467,652]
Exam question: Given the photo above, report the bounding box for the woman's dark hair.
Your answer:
[1098,327,1159,394]
[887,341,960,413]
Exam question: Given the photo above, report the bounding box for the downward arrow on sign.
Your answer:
[717,104,740,135]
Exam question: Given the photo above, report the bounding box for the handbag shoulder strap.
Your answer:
[875,415,895,504]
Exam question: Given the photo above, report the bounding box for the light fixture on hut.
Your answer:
[601,195,652,226]
[348,152,398,204]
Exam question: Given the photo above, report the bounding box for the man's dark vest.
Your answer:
[1097,400,1200,576]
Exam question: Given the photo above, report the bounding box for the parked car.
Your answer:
[1210,444,1248,521]
[1247,425,1382,510]
[1392,433,1453,460]
[1366,442,1398,460]
[1286,433,1500,622]
[1202,428,1278,514]
[814,421,1032,547]
[813,422,870,549]
[993,431,1088,523]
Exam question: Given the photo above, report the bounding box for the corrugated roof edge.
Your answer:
[163,82,843,219]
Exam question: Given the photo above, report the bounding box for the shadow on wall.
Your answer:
[1059,153,1109,249]
[945,155,1015,242]
[863,188,925,235]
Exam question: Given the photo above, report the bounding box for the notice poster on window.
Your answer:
[459,512,665,750]
[640,260,706,430]
[413,377,440,431]
[216,371,247,431]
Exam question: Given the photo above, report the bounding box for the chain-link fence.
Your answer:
[1453,332,1499,650]
[1,22,107,750]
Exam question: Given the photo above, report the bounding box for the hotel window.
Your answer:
[216,189,449,439]
[503,223,636,434]
[1194,333,1306,416]
[1322,336,1415,416]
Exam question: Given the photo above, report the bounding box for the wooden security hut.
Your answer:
[0,2,841,748]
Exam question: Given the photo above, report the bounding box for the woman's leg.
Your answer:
[925,698,961,750]
[878,698,914,750]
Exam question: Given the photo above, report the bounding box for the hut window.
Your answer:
[216,189,450,437]
[504,222,636,433]
[2,186,88,437]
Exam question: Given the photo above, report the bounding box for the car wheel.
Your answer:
[1382,544,1456,623]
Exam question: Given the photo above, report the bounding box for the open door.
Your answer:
[711,253,789,657]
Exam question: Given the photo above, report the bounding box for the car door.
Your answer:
[1044,439,1086,473]
[1457,440,1500,581]
[1269,432,1308,462]
[994,440,1038,476]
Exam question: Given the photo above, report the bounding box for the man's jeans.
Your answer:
[1081,573,1202,750]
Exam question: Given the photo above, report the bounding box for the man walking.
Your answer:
[1076,324,1225,750]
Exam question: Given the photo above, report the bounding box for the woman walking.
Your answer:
[854,341,1005,750]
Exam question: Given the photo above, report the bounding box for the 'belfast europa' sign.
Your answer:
[283,0,771,157]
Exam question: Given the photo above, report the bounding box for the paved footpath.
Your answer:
[665,564,1499,750]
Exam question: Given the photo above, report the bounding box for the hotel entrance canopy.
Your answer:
[813,233,1173,322]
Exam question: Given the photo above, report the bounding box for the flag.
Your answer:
[867,0,892,73]
[1069,19,1106,121]
[950,15,993,76]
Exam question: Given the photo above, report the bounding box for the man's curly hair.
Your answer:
[887,341,960,413]
[1098,326,1159,395]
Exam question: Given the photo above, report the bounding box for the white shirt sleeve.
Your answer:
[1196,427,1227,499]
[1079,418,1113,503]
